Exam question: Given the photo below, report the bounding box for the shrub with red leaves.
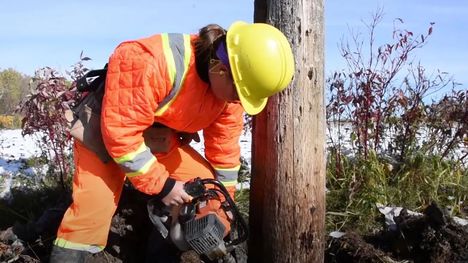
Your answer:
[325,9,464,165]
[15,55,89,188]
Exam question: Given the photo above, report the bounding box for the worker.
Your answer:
[49,20,294,262]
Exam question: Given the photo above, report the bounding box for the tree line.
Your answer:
[0,68,31,115]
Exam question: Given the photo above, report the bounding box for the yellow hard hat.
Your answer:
[226,21,295,115]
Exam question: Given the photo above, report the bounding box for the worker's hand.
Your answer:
[178,132,200,146]
[161,181,193,206]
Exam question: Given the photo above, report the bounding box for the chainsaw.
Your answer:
[147,178,249,262]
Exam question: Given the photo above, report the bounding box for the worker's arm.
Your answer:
[101,40,179,201]
[203,102,244,197]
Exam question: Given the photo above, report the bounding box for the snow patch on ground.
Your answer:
[0,129,252,175]
[1,128,467,226]
[0,130,42,174]
[0,129,252,197]
[0,130,45,198]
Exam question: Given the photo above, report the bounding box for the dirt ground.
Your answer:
[0,185,248,263]
[326,203,468,263]
[1,186,467,262]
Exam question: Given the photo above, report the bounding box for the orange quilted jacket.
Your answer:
[101,33,243,196]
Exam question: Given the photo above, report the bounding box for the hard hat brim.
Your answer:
[227,21,268,115]
[238,91,268,115]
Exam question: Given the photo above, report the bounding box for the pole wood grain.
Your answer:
[249,0,326,262]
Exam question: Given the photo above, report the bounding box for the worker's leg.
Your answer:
[53,141,126,254]
[157,144,236,198]
[156,144,216,182]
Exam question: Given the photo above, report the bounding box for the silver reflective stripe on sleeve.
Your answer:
[113,143,156,177]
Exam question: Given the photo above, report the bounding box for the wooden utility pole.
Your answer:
[249,0,326,262]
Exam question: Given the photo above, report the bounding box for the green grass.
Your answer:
[235,188,250,223]
[2,151,465,237]
[0,160,72,229]
[326,151,467,233]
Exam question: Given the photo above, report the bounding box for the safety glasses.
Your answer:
[209,59,230,77]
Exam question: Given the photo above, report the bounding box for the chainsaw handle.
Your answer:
[183,178,206,198]
[193,178,249,246]
[183,178,249,246]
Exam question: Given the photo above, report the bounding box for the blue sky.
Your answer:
[1,0,467,92]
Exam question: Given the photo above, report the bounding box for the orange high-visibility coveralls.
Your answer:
[54,33,243,252]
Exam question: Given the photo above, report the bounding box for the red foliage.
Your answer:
[326,9,463,166]
[15,56,88,187]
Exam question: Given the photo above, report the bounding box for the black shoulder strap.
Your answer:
[76,64,108,92]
